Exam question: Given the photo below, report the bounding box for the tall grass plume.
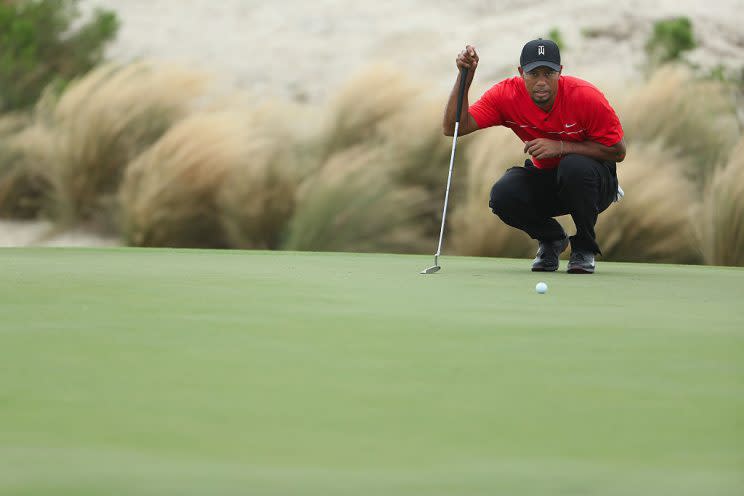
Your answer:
[0,125,55,218]
[218,107,300,250]
[322,65,423,156]
[700,136,744,266]
[595,142,700,263]
[377,98,463,236]
[620,66,739,185]
[451,129,535,258]
[46,63,206,226]
[119,113,248,248]
[283,147,429,253]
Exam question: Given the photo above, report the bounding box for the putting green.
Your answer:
[1,248,742,495]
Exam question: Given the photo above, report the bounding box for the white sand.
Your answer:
[0,220,119,248]
[3,0,742,247]
[83,0,744,101]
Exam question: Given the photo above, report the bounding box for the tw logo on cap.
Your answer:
[538,45,545,56]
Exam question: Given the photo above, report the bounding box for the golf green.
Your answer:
[1,248,742,495]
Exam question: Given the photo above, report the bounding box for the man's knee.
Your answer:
[489,181,515,215]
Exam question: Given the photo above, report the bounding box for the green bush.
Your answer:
[548,28,565,50]
[645,17,696,67]
[0,0,119,112]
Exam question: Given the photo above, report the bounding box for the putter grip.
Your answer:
[456,67,468,124]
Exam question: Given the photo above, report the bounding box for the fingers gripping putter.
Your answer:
[421,68,468,275]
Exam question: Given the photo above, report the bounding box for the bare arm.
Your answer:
[524,137,627,163]
[443,45,481,137]
[564,138,626,162]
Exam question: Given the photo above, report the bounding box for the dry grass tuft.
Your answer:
[376,98,463,236]
[218,109,300,250]
[322,64,423,155]
[0,125,55,218]
[3,61,738,263]
[596,142,700,263]
[119,112,249,248]
[378,98,453,192]
[451,129,535,258]
[620,66,740,185]
[46,63,207,224]
[699,136,744,266]
[0,113,30,137]
[283,146,429,253]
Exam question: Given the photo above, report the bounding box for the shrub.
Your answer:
[450,129,535,258]
[645,17,696,67]
[0,113,30,137]
[322,64,422,157]
[283,147,429,253]
[0,124,54,218]
[377,98,463,236]
[0,0,118,112]
[45,63,207,226]
[548,28,565,50]
[118,113,248,248]
[218,110,300,250]
[699,136,744,266]
[620,66,739,185]
[313,65,459,239]
[595,142,700,264]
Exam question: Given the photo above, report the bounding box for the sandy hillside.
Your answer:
[83,0,743,101]
[2,0,743,247]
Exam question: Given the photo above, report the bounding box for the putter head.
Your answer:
[420,265,441,274]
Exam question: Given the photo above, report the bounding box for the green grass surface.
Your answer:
[1,248,743,495]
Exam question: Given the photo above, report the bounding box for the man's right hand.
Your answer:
[456,45,479,71]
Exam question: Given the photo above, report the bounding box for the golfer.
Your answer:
[444,38,626,274]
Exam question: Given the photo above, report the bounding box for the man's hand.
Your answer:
[524,138,562,160]
[456,45,479,71]
[443,45,480,136]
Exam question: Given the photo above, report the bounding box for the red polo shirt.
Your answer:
[468,75,623,169]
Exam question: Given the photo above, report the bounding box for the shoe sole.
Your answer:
[532,266,558,272]
[567,266,595,274]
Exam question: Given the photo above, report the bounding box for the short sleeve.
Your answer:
[581,88,624,147]
[468,81,507,129]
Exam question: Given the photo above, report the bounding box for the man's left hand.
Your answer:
[524,138,563,160]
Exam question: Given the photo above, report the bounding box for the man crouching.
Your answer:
[443,38,626,274]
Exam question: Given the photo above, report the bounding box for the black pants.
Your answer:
[489,154,617,254]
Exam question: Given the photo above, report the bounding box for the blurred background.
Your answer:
[1,0,742,265]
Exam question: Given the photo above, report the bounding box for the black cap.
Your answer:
[520,38,561,72]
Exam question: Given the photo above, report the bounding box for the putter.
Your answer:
[421,67,468,274]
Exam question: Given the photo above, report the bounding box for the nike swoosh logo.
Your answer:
[565,123,577,128]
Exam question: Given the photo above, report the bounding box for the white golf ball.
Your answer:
[536,282,548,294]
